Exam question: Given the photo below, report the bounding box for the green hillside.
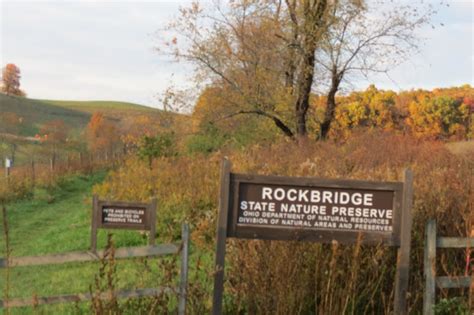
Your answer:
[0,94,164,136]
[46,99,157,113]
[0,94,91,136]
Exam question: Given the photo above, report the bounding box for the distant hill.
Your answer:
[46,99,157,115]
[0,94,166,136]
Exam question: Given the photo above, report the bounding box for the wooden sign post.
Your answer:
[4,158,11,179]
[212,159,413,315]
[91,195,157,252]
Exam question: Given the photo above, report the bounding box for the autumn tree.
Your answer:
[1,64,25,96]
[38,120,69,169]
[0,112,22,135]
[137,133,175,169]
[407,96,469,140]
[0,112,23,164]
[161,0,334,139]
[120,115,155,154]
[119,113,177,154]
[86,112,121,161]
[329,85,399,139]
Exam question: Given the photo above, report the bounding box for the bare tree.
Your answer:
[315,1,436,138]
[159,0,435,140]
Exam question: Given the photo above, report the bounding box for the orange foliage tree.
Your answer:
[1,64,25,96]
[39,120,69,168]
[86,112,121,160]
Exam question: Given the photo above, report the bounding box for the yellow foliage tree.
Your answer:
[407,96,469,140]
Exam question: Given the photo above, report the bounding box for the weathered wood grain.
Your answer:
[178,223,190,315]
[212,158,231,315]
[436,276,471,289]
[394,169,414,315]
[423,219,436,315]
[436,237,474,248]
[0,244,180,268]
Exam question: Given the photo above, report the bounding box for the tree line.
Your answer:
[191,84,474,145]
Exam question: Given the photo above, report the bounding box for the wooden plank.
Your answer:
[0,287,175,308]
[436,276,472,289]
[0,244,180,268]
[178,223,190,315]
[212,158,231,315]
[392,180,404,248]
[394,169,414,315]
[436,237,474,248]
[423,219,437,315]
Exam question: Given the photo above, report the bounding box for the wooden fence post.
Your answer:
[178,223,189,315]
[4,157,11,180]
[50,154,55,173]
[149,198,157,246]
[91,195,99,252]
[423,219,437,315]
[31,158,35,187]
[212,158,231,315]
[394,169,414,315]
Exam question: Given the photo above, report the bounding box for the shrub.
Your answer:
[94,132,473,314]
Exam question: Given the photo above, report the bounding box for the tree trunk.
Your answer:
[292,0,328,138]
[320,69,341,139]
[31,158,35,186]
[294,51,315,137]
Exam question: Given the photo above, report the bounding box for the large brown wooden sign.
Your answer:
[213,159,413,315]
[91,195,157,251]
[230,178,403,245]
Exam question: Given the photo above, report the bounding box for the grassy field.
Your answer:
[0,172,182,314]
[0,94,164,137]
[46,100,157,113]
[0,94,91,136]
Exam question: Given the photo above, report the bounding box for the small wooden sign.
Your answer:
[212,159,413,315]
[91,195,157,251]
[100,203,149,230]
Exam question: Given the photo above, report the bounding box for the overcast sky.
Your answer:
[0,0,473,109]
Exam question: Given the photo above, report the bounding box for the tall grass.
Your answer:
[2,205,11,314]
[94,132,473,314]
[0,152,118,204]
